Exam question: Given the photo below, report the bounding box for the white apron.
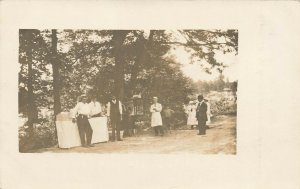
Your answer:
[150,103,162,127]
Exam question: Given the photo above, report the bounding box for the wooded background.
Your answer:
[18,29,238,151]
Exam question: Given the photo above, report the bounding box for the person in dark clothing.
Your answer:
[107,96,123,141]
[122,106,134,137]
[196,95,208,135]
[122,104,128,137]
[162,106,174,133]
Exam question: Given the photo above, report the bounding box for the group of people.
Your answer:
[71,95,123,148]
[148,95,212,137]
[71,94,211,148]
[185,96,212,132]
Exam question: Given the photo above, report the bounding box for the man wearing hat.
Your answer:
[196,95,208,135]
[150,97,163,136]
[107,95,123,141]
[72,94,94,147]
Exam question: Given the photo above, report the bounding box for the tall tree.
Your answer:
[24,31,36,135]
[19,29,50,133]
[111,30,130,100]
[51,29,61,116]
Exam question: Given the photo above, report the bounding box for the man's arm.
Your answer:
[150,105,155,113]
[72,103,80,122]
[72,103,80,118]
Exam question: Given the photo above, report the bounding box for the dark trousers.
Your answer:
[163,117,172,132]
[198,121,206,135]
[111,116,121,140]
[123,116,134,137]
[77,115,93,145]
[164,117,172,130]
[154,126,164,136]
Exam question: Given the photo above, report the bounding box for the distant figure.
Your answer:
[204,98,212,128]
[90,97,102,117]
[72,94,94,147]
[107,95,123,141]
[162,105,174,132]
[122,105,134,137]
[186,101,198,130]
[150,97,163,136]
[196,95,208,135]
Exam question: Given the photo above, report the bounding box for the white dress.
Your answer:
[206,102,212,125]
[186,104,198,126]
[150,103,163,127]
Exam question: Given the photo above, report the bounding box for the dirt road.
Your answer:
[36,115,236,154]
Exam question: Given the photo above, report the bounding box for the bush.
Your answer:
[19,119,57,152]
[210,97,237,116]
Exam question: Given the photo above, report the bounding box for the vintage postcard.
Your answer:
[0,1,299,189]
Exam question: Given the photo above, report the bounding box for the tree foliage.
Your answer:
[19,29,238,123]
[19,29,52,131]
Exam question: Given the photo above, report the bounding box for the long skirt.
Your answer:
[187,111,198,125]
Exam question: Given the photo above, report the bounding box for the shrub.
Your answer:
[19,119,57,152]
[210,97,237,116]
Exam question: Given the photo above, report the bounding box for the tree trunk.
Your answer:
[51,29,61,117]
[130,30,155,96]
[112,31,128,101]
[24,31,36,136]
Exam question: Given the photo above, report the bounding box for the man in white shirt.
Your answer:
[72,95,94,147]
[107,95,123,141]
[90,97,102,117]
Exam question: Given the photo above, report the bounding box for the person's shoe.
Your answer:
[117,138,123,141]
[88,144,95,147]
[82,144,89,148]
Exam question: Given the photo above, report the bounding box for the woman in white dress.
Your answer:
[150,97,163,136]
[204,98,212,127]
[186,101,198,129]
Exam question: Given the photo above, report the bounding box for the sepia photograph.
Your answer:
[1,1,300,189]
[18,29,238,154]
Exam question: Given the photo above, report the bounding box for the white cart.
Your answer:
[56,112,109,148]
